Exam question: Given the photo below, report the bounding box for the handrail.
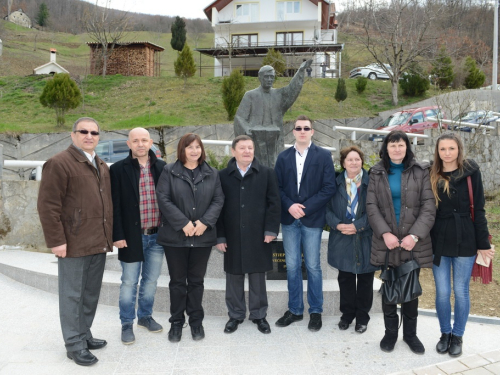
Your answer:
[332,125,429,145]
[427,117,495,130]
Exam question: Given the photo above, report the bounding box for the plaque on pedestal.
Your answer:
[268,239,307,280]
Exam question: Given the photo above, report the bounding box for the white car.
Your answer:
[349,63,392,80]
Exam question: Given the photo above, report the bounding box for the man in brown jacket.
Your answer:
[37,117,113,367]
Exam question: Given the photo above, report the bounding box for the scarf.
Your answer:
[345,170,363,220]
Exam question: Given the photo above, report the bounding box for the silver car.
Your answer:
[349,63,392,80]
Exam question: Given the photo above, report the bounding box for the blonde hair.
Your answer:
[430,133,465,205]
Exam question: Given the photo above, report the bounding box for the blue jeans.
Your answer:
[119,233,164,325]
[282,220,323,315]
[433,255,476,337]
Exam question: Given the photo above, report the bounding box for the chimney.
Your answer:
[50,48,56,63]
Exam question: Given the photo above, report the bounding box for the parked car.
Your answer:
[452,110,499,132]
[349,63,392,80]
[369,106,446,141]
[95,139,162,163]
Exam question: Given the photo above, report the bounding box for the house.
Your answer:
[87,42,164,77]
[197,0,342,77]
[33,49,69,75]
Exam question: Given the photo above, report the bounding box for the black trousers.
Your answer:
[337,270,375,325]
[163,246,212,327]
[225,272,268,321]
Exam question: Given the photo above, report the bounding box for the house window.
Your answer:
[231,34,258,47]
[276,32,303,46]
[277,1,300,19]
[235,3,259,22]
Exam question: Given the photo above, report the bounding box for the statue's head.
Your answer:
[258,65,275,91]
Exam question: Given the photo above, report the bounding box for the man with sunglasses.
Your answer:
[38,117,113,366]
[274,115,336,332]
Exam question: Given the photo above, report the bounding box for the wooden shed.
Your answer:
[87,41,164,77]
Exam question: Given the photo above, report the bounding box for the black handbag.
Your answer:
[379,248,422,305]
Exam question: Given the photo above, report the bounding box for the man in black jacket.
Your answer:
[216,135,281,335]
[110,128,166,344]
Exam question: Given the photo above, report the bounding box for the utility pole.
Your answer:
[493,0,498,90]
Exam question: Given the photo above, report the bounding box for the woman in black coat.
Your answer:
[326,146,377,334]
[430,133,494,357]
[156,133,224,343]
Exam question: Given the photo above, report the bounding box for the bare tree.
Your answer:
[345,0,444,105]
[83,0,130,77]
[7,0,12,16]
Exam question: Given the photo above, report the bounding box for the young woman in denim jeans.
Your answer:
[430,133,495,357]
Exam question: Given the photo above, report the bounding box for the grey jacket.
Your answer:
[366,159,436,268]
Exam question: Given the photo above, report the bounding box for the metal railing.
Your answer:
[427,117,496,130]
[332,126,429,145]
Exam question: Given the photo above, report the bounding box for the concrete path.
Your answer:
[0,271,499,374]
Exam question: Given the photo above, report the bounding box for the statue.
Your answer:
[234,59,313,168]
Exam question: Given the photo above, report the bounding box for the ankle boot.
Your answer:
[449,335,463,357]
[436,333,451,354]
[380,315,399,353]
[402,315,425,354]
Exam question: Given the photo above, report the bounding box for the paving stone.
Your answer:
[460,355,492,369]
[437,360,470,374]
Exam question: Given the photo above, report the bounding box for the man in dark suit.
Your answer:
[274,115,336,332]
[216,135,281,335]
[110,127,166,345]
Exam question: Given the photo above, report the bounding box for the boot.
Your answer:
[436,333,451,354]
[380,315,399,353]
[402,315,425,355]
[449,335,463,357]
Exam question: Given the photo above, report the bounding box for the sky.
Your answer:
[84,0,211,19]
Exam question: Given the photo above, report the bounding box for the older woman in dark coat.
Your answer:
[326,146,377,334]
[367,130,436,355]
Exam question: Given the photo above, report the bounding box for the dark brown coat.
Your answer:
[366,159,436,268]
[37,145,113,257]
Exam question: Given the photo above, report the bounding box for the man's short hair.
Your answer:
[73,117,100,132]
[258,65,275,77]
[232,135,253,149]
[294,115,313,128]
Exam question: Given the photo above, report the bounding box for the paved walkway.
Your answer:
[0,272,499,375]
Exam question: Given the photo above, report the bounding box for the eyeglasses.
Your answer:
[74,130,100,136]
[294,127,312,132]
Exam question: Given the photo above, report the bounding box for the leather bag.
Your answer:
[379,249,422,305]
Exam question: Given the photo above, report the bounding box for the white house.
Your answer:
[197,0,343,77]
[33,49,69,75]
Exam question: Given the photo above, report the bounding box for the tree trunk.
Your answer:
[391,79,399,106]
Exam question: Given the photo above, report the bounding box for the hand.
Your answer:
[113,240,127,248]
[193,220,207,236]
[182,221,196,237]
[337,223,357,235]
[382,233,400,250]
[478,248,495,259]
[300,59,313,71]
[52,244,67,258]
[288,203,306,219]
[400,235,416,251]
[264,235,276,243]
[216,243,227,252]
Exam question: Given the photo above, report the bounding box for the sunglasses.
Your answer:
[294,127,312,131]
[74,130,100,136]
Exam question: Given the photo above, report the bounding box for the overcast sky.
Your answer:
[84,0,211,19]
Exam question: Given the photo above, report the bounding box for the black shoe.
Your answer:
[308,313,322,332]
[86,337,107,350]
[338,319,350,330]
[191,325,205,340]
[67,349,98,366]
[275,311,303,327]
[224,318,244,334]
[436,333,451,354]
[449,335,463,357]
[253,318,271,334]
[121,324,135,345]
[138,316,163,332]
[403,335,425,354]
[402,315,425,354]
[380,315,399,353]
[168,322,183,343]
[355,324,367,334]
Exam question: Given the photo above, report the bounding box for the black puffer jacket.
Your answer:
[431,159,490,266]
[366,159,436,268]
[156,160,224,248]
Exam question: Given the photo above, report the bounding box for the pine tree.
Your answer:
[431,46,454,90]
[170,16,187,52]
[464,56,486,89]
[36,3,49,28]
[399,62,430,96]
[262,48,286,77]
[221,69,245,120]
[39,73,82,127]
[174,44,196,88]
[335,78,347,103]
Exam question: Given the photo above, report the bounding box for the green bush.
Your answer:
[355,76,368,94]
[399,63,430,97]
[464,56,486,89]
[431,46,454,90]
[335,78,347,103]
[206,150,231,170]
[174,44,196,88]
[262,48,286,77]
[221,69,245,121]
